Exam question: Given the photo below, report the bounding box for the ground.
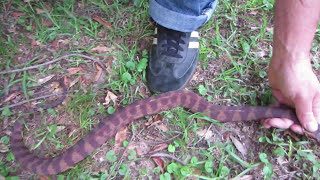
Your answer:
[0,0,320,179]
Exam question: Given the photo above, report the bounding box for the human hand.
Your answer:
[262,55,320,134]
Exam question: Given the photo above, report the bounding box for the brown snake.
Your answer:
[10,84,320,175]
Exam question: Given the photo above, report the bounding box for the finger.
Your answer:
[295,95,318,132]
[313,93,320,124]
[261,119,272,128]
[262,118,294,129]
[272,89,293,106]
[290,124,304,135]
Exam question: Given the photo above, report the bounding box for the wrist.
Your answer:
[270,47,311,69]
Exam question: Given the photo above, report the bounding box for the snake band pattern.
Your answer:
[10,87,320,175]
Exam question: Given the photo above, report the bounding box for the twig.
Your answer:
[189,123,214,147]
[142,153,187,166]
[0,54,106,75]
[0,91,71,111]
[106,128,145,180]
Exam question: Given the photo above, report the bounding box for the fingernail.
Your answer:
[306,121,318,132]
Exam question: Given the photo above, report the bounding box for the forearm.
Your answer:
[272,0,320,66]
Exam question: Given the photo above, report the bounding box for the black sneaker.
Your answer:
[147,25,199,93]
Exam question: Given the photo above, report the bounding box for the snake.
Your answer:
[9,84,320,175]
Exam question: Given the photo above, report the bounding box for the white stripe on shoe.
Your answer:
[188,41,199,48]
[191,31,199,38]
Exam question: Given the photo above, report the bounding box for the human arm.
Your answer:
[262,0,320,133]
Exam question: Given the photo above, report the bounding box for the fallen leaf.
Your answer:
[36,8,46,14]
[7,28,16,33]
[98,32,105,38]
[0,142,9,153]
[92,14,112,28]
[90,44,111,54]
[37,75,55,84]
[58,39,70,45]
[266,27,273,33]
[2,92,20,104]
[196,129,213,140]
[284,130,300,141]
[127,141,150,156]
[44,4,51,12]
[148,143,168,154]
[103,91,117,106]
[55,125,65,133]
[138,88,149,98]
[43,19,53,27]
[156,122,168,132]
[94,63,103,82]
[114,126,129,150]
[39,175,50,180]
[68,77,79,88]
[230,135,247,156]
[231,175,253,180]
[249,10,258,15]
[3,0,12,14]
[223,131,231,140]
[31,38,44,48]
[67,67,83,76]
[152,157,164,173]
[11,12,25,18]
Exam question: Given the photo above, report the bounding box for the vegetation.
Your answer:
[0,0,320,179]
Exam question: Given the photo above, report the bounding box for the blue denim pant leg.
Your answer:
[149,0,218,32]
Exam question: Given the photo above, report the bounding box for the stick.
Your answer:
[0,54,106,75]
[142,153,187,166]
[0,91,70,111]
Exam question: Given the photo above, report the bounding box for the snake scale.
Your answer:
[10,81,320,175]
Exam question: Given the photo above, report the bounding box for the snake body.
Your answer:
[10,90,320,175]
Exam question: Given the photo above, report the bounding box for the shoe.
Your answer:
[147,24,199,93]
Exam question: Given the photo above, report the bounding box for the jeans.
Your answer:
[149,0,218,32]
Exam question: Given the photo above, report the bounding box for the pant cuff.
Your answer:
[149,0,218,32]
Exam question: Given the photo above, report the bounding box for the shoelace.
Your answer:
[161,29,186,59]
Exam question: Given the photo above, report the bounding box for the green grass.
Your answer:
[1,0,320,179]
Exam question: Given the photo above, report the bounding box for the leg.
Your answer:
[147,0,218,93]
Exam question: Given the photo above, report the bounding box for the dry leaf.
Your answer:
[152,157,164,173]
[156,122,168,132]
[114,126,129,150]
[11,12,25,18]
[196,129,213,140]
[31,39,44,48]
[230,135,247,156]
[92,15,112,28]
[68,77,79,88]
[127,142,149,156]
[0,142,9,153]
[98,32,105,38]
[94,63,103,82]
[44,4,51,12]
[38,75,55,84]
[103,91,117,106]
[58,39,70,45]
[148,143,168,154]
[90,44,111,54]
[43,19,53,27]
[67,67,83,76]
[284,130,300,141]
[138,88,149,98]
[231,175,253,180]
[55,125,65,133]
[2,92,20,104]
[39,175,50,180]
[35,8,46,14]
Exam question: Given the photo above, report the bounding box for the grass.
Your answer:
[0,0,320,179]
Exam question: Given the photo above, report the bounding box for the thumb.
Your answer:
[295,95,318,132]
